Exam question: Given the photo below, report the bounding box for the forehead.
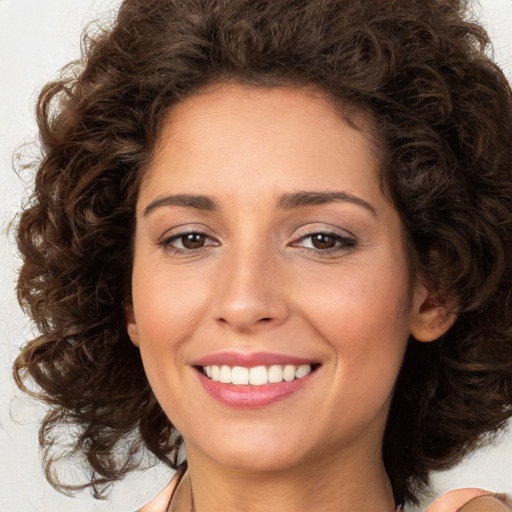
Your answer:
[140,83,381,199]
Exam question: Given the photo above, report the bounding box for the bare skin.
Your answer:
[140,473,512,512]
[459,497,511,512]
[129,84,455,512]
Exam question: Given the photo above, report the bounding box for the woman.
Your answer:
[13,0,512,510]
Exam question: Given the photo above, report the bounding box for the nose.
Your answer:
[213,245,290,332]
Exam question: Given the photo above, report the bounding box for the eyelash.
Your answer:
[158,231,219,254]
[290,231,357,254]
[158,229,357,256]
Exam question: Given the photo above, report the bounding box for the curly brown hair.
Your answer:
[13,0,512,506]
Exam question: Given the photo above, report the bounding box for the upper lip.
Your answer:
[192,351,319,367]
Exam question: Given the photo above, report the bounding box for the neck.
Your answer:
[173,443,396,512]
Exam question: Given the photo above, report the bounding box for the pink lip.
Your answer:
[195,369,316,408]
[192,351,316,367]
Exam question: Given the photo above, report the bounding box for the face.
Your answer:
[127,83,437,474]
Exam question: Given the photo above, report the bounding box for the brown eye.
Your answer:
[310,233,337,249]
[291,231,357,253]
[159,231,215,252]
[181,233,207,249]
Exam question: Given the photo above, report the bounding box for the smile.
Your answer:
[193,354,321,408]
[201,364,313,385]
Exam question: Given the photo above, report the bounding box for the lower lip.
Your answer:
[195,370,315,408]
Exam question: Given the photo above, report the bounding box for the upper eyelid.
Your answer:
[291,232,356,247]
[160,231,218,246]
[158,224,219,241]
[155,223,357,247]
[166,232,215,242]
[158,231,219,254]
[290,223,357,241]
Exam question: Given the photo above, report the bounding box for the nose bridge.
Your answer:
[214,237,288,330]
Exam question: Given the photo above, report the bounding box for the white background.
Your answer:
[0,1,511,510]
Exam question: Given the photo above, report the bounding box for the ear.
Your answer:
[410,284,457,342]
[124,302,140,347]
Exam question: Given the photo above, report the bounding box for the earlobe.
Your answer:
[410,285,457,343]
[124,303,140,347]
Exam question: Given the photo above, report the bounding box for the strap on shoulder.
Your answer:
[426,488,512,512]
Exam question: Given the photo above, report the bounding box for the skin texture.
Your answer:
[459,497,512,512]
[426,489,512,512]
[127,84,454,512]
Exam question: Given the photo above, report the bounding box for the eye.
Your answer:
[305,233,340,250]
[292,231,357,252]
[159,231,218,252]
[175,233,208,249]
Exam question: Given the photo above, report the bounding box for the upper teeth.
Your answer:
[203,364,312,385]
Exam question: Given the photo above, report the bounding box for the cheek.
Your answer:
[299,259,410,339]
[129,262,212,399]
[132,259,209,335]
[130,263,206,415]
[296,258,411,386]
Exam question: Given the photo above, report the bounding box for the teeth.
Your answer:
[231,366,249,385]
[249,366,267,386]
[283,365,296,382]
[268,364,283,383]
[296,364,311,379]
[202,364,313,385]
[219,365,231,384]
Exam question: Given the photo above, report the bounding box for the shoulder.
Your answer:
[458,496,512,512]
[427,489,511,512]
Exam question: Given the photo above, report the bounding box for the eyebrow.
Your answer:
[144,194,218,216]
[143,190,377,217]
[277,191,378,217]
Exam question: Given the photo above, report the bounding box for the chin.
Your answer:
[186,425,311,472]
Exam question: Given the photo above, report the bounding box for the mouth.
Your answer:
[191,352,322,407]
[192,358,321,408]
[196,363,320,386]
